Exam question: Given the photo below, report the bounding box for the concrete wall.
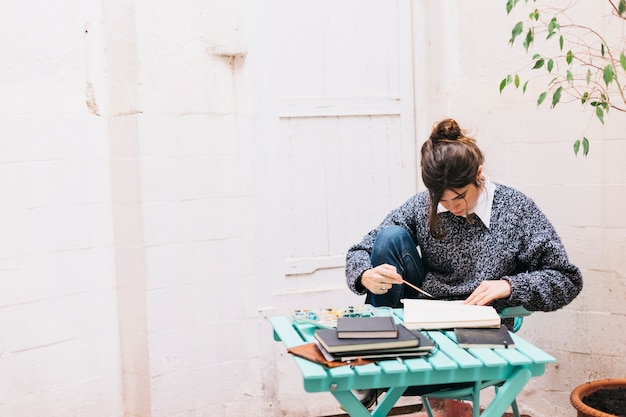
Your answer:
[0,1,624,417]
[0,0,122,416]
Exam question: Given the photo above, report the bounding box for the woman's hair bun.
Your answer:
[430,118,462,142]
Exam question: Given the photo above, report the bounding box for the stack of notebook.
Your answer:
[313,316,435,362]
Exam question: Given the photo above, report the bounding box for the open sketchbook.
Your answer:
[403,299,501,330]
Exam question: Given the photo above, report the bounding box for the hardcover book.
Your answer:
[336,316,398,338]
[336,328,436,361]
[314,324,419,354]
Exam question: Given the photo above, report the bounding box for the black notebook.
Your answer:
[336,328,436,361]
[315,324,419,354]
[455,325,515,349]
[336,316,398,338]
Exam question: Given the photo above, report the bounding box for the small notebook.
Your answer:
[455,325,515,349]
[336,316,398,338]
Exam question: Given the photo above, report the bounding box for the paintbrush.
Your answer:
[402,279,434,298]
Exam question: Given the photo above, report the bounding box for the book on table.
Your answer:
[335,329,436,361]
[454,325,515,349]
[336,316,398,338]
[314,323,419,354]
[402,299,501,330]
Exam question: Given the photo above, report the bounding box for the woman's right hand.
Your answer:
[361,264,403,295]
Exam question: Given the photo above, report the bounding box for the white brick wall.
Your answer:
[0,122,120,415]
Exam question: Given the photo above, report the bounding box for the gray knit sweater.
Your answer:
[346,184,583,312]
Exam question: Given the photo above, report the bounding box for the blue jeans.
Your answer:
[365,226,475,396]
[365,226,473,396]
[365,226,427,308]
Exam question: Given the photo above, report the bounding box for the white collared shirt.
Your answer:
[436,177,496,228]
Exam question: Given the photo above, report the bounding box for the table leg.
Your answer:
[480,368,531,417]
[331,386,408,417]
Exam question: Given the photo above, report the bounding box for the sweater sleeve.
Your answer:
[502,198,583,312]
[345,195,422,295]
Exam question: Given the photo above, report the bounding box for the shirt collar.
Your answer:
[436,176,495,228]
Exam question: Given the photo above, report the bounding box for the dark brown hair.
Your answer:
[421,119,484,238]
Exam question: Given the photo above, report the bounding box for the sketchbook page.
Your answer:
[402,299,501,330]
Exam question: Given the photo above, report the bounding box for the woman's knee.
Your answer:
[373,226,412,248]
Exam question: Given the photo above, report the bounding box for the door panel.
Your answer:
[268,0,417,289]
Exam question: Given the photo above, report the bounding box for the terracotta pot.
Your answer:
[570,378,626,417]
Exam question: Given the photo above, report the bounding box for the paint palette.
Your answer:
[291,305,377,329]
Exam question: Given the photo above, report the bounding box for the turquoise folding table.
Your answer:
[269,310,555,417]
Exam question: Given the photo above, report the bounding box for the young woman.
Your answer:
[346,118,582,314]
[344,118,583,404]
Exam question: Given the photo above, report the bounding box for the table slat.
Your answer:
[493,347,533,365]
[403,357,435,372]
[463,348,510,367]
[270,316,306,347]
[429,331,483,368]
[511,333,557,364]
[424,349,458,370]
[378,359,408,374]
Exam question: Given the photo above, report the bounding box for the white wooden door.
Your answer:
[265,0,417,292]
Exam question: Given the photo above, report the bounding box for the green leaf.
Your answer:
[510,22,524,44]
[559,35,564,51]
[547,58,554,73]
[603,64,615,86]
[566,50,573,65]
[523,28,534,51]
[537,91,547,106]
[551,86,562,108]
[532,58,545,69]
[620,0,626,15]
[500,78,507,93]
[567,70,573,84]
[573,139,581,156]
[529,9,539,21]
[620,53,626,72]
[596,105,605,124]
[601,43,605,57]
[522,80,529,93]
[582,137,589,156]
[586,69,592,85]
[581,92,589,105]
[506,0,519,14]
[547,17,559,39]
[532,53,541,60]
[514,74,520,88]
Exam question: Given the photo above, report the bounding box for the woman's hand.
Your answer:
[464,279,512,306]
[361,264,403,295]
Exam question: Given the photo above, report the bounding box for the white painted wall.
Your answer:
[408,2,626,417]
[0,1,624,417]
[0,0,122,416]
